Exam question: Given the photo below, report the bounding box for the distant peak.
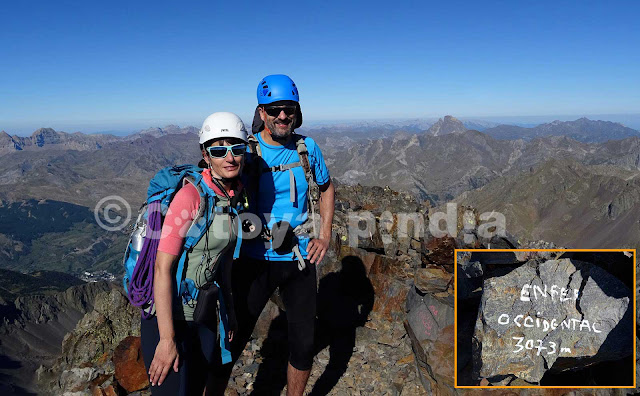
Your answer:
[32,127,58,136]
[427,115,467,136]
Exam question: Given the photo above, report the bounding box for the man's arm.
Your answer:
[307,179,335,264]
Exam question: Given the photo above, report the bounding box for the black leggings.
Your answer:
[213,256,317,378]
[141,317,218,396]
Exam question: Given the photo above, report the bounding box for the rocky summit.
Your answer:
[1,184,638,395]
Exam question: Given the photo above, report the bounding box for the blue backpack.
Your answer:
[122,164,243,363]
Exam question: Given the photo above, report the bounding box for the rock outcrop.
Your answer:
[37,287,142,395]
[0,281,114,395]
[3,181,637,394]
[474,258,632,383]
[113,336,148,393]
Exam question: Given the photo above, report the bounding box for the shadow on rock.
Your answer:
[251,313,289,395]
[251,256,374,395]
[0,354,37,396]
[309,255,374,396]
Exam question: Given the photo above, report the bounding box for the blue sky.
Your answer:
[1,0,639,135]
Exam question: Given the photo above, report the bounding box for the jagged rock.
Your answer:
[40,287,141,395]
[92,384,119,396]
[414,266,452,294]
[113,336,148,393]
[59,367,99,392]
[0,282,114,395]
[473,258,632,383]
[360,249,413,322]
[61,288,140,366]
[12,281,112,326]
[460,260,483,278]
[405,289,455,394]
[422,237,457,270]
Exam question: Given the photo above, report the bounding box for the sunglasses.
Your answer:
[263,105,297,117]
[206,143,246,158]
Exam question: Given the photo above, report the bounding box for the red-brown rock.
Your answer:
[112,336,149,393]
[422,237,457,271]
[92,384,119,396]
[415,266,452,294]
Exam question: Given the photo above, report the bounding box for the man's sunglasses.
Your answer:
[263,105,297,117]
[206,143,247,158]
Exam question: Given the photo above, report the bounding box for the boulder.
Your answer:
[112,336,148,393]
[473,258,632,383]
[39,287,141,394]
[405,290,455,394]
[61,288,140,366]
[415,266,452,294]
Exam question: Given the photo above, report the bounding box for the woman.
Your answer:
[141,112,248,395]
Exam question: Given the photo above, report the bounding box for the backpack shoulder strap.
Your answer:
[247,133,262,158]
[245,134,262,209]
[293,134,319,204]
[183,175,207,222]
[181,174,220,250]
[293,134,313,181]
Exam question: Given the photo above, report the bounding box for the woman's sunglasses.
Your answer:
[263,105,297,117]
[206,143,247,158]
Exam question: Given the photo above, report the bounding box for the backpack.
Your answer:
[122,164,244,363]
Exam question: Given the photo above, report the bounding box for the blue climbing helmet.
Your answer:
[257,74,299,104]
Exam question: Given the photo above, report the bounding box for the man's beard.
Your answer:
[265,116,295,139]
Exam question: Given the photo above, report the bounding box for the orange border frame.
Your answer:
[454,249,637,389]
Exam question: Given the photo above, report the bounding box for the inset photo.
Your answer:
[455,249,636,388]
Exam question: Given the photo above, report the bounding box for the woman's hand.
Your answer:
[148,338,179,386]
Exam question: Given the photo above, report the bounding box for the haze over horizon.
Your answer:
[2,1,638,134]
[4,113,640,137]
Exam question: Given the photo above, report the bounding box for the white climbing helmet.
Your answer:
[198,112,248,144]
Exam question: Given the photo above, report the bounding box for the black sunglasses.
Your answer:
[263,105,297,117]
[206,143,247,158]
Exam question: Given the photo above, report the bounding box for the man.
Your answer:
[208,74,335,396]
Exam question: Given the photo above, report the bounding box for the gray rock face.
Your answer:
[38,287,141,394]
[473,258,632,383]
[405,288,455,394]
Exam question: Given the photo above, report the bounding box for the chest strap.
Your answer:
[263,161,301,203]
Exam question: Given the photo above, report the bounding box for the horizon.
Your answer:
[3,113,640,137]
[1,1,638,136]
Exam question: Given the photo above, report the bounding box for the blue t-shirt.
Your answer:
[243,133,330,261]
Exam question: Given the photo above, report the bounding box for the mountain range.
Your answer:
[455,157,640,247]
[483,117,640,142]
[3,116,635,158]
[1,116,639,281]
[0,125,198,156]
